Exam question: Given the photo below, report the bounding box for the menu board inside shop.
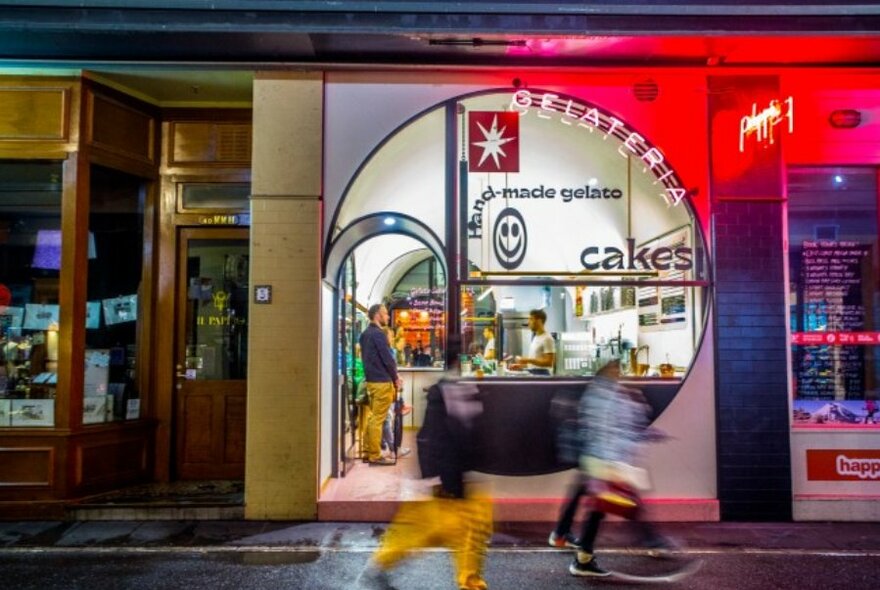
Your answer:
[795,240,872,399]
[801,241,870,331]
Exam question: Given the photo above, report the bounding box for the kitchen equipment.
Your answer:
[629,345,650,377]
[659,355,675,378]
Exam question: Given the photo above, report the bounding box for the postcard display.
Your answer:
[0,292,138,427]
[793,241,872,400]
[1,304,58,426]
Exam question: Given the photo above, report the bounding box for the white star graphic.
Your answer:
[474,115,515,169]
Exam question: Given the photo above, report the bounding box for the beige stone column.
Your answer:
[246,71,323,519]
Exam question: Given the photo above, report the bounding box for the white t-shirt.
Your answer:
[528,332,556,373]
[484,337,495,358]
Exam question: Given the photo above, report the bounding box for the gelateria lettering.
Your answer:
[580,239,693,272]
[468,184,623,239]
[509,90,690,207]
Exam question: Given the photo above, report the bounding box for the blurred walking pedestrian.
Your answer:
[359,337,492,590]
[550,359,673,577]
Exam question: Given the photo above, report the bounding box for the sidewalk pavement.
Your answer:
[1,520,879,552]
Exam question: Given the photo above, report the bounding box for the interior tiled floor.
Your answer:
[321,431,435,503]
[318,430,581,521]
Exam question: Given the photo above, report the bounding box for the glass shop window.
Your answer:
[84,165,145,425]
[178,183,250,212]
[388,257,446,369]
[0,161,63,427]
[459,283,705,379]
[788,167,880,427]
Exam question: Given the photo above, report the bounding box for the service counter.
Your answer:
[428,377,681,477]
[398,367,445,430]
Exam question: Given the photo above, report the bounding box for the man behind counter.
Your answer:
[509,308,556,375]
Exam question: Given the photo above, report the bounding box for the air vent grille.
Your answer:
[633,79,659,102]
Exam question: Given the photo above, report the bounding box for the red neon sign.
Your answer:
[739,96,794,153]
[792,331,880,345]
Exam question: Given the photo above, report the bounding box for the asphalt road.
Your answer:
[2,546,876,590]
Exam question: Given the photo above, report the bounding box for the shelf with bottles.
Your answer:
[579,286,637,319]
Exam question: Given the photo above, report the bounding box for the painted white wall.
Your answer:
[459,92,693,275]
[319,283,335,488]
[330,107,447,243]
[791,431,880,497]
[324,70,710,250]
[641,313,717,499]
[352,234,427,305]
[369,249,434,303]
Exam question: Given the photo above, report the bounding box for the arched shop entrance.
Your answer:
[319,87,716,521]
[329,230,448,479]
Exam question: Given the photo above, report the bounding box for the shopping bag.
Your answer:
[593,480,641,519]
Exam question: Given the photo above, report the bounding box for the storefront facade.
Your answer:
[2,4,880,522]
[256,70,876,520]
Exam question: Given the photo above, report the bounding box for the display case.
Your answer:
[0,161,62,427]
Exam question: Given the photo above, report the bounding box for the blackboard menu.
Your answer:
[794,240,871,400]
[800,240,869,330]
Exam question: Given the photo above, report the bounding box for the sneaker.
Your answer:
[569,554,610,577]
[644,535,680,557]
[396,447,412,457]
[548,531,579,549]
[368,457,396,466]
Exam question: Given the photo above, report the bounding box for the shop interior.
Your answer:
[324,228,707,514]
[460,281,705,380]
[334,233,446,469]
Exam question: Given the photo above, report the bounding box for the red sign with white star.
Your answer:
[468,111,519,173]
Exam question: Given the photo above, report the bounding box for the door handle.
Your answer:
[176,372,189,379]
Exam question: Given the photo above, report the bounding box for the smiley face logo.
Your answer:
[493,207,528,270]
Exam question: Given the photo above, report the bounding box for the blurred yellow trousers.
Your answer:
[374,493,493,589]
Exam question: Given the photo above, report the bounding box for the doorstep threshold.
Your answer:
[67,504,245,521]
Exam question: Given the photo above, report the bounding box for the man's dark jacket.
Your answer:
[359,324,398,383]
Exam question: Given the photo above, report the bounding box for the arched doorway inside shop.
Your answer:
[325,214,448,483]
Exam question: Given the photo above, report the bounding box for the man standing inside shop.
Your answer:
[360,304,403,466]
[511,309,556,376]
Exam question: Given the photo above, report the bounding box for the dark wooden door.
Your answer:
[174,227,249,480]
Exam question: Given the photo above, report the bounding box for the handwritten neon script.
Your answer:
[509,90,689,207]
[739,96,794,153]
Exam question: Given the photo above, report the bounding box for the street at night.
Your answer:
[1,520,878,590]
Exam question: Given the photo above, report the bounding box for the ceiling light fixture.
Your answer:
[429,38,527,48]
